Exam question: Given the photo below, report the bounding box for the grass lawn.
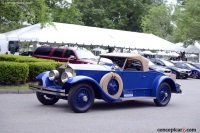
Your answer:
[0,82,38,90]
[0,84,29,90]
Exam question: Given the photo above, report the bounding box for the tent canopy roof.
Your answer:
[4,22,180,51]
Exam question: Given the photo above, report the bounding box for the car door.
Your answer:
[121,60,154,90]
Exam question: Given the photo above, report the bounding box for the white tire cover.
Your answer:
[100,72,123,98]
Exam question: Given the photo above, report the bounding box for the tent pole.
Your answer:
[199,52,200,63]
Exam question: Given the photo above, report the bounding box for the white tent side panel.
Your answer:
[0,34,8,54]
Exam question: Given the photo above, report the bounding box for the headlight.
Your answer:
[49,70,59,81]
[61,72,73,83]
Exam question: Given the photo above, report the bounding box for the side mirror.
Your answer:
[69,55,76,60]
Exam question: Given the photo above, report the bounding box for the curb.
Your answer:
[0,90,35,94]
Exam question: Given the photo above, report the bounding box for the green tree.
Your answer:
[46,0,84,25]
[73,0,157,32]
[141,4,174,41]
[0,0,52,33]
[173,0,200,45]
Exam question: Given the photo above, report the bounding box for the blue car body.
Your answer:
[30,53,182,113]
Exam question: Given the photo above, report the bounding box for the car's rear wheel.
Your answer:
[36,81,59,105]
[154,82,171,106]
[192,70,199,79]
[68,83,94,113]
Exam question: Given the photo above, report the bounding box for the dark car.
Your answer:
[29,53,181,113]
[150,58,191,79]
[32,47,97,64]
[19,51,33,56]
[191,63,200,69]
[173,62,200,79]
[148,60,171,74]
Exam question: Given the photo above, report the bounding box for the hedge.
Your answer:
[0,54,54,62]
[0,62,29,85]
[28,62,64,81]
[0,55,65,84]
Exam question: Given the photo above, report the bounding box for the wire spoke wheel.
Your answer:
[107,79,119,95]
[154,82,171,106]
[68,83,94,113]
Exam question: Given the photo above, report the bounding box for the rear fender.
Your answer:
[62,76,118,103]
[152,75,177,97]
[36,71,53,86]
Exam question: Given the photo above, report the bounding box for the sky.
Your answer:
[166,0,177,4]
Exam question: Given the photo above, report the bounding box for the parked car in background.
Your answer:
[19,51,33,56]
[172,61,200,79]
[32,47,97,64]
[191,63,200,69]
[29,53,182,113]
[150,58,191,79]
[148,60,171,74]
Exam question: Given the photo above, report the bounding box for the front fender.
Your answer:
[62,76,118,102]
[151,75,177,97]
[36,71,53,86]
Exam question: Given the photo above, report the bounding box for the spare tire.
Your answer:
[100,72,123,98]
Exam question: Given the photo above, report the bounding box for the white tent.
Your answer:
[174,42,187,52]
[0,34,8,54]
[4,22,179,51]
[140,50,154,55]
[186,42,200,63]
[186,42,200,53]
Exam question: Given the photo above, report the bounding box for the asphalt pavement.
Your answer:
[0,78,199,133]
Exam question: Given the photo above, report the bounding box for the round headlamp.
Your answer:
[61,72,73,83]
[49,70,59,81]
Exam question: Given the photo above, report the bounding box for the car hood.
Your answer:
[150,65,171,73]
[167,66,190,72]
[60,63,112,71]
[190,68,200,72]
[80,58,98,64]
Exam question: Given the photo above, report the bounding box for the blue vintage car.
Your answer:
[29,53,182,113]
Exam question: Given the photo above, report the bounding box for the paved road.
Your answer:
[0,79,199,133]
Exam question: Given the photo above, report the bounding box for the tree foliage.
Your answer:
[0,0,52,33]
[46,0,84,25]
[73,0,156,32]
[173,0,200,45]
[141,4,173,41]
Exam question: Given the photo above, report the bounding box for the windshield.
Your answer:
[76,50,97,60]
[187,63,197,68]
[99,56,126,68]
[148,60,155,66]
[161,60,175,66]
[99,57,113,64]
[194,63,200,68]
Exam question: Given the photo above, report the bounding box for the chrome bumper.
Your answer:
[29,84,67,97]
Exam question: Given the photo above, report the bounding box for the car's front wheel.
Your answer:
[68,83,95,113]
[154,82,171,106]
[36,92,59,105]
[36,81,59,105]
[192,70,199,79]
